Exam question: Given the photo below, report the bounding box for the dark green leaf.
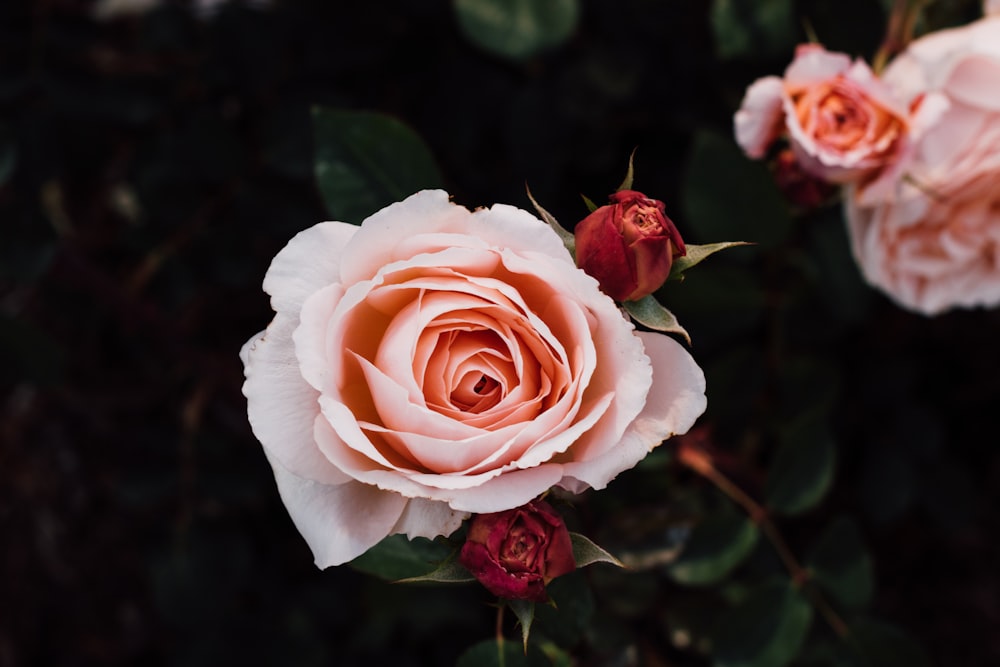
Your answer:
[667,514,759,586]
[395,557,476,584]
[806,517,874,611]
[533,570,595,647]
[710,0,797,61]
[456,638,549,667]
[569,532,624,569]
[711,578,813,667]
[453,0,580,61]
[765,423,836,516]
[622,296,691,345]
[349,535,453,581]
[682,130,793,247]
[312,108,443,224]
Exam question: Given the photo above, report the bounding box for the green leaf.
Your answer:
[711,578,813,667]
[395,556,476,585]
[622,296,691,345]
[533,571,594,647]
[668,242,755,281]
[806,517,874,611]
[616,147,637,192]
[456,638,548,667]
[508,599,535,653]
[453,0,580,61]
[682,130,793,247]
[710,0,796,61]
[348,534,453,581]
[312,107,443,224]
[848,617,932,667]
[765,422,836,516]
[526,184,576,257]
[667,514,759,586]
[569,532,624,569]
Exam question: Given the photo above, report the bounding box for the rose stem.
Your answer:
[676,441,851,640]
[872,0,926,73]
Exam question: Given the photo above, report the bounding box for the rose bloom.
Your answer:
[734,43,945,202]
[574,190,686,302]
[241,190,707,566]
[846,5,1000,315]
[459,500,576,602]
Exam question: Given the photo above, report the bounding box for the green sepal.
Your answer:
[569,532,624,569]
[525,184,576,258]
[668,241,754,282]
[580,193,599,213]
[394,555,477,584]
[507,599,535,654]
[615,147,637,192]
[622,296,691,346]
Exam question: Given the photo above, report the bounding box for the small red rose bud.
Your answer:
[459,500,576,602]
[574,190,686,302]
[772,148,836,209]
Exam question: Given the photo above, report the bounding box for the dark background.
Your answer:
[2,0,998,665]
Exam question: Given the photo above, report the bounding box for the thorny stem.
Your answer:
[677,441,851,640]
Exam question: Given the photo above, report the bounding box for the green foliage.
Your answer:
[349,535,455,581]
[456,638,550,667]
[668,514,759,586]
[622,295,691,345]
[806,517,874,611]
[313,108,444,224]
[710,578,813,667]
[710,0,797,61]
[847,617,933,667]
[569,532,623,569]
[765,423,837,516]
[453,0,580,61]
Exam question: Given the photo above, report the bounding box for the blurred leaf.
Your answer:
[623,296,691,345]
[570,532,623,569]
[848,617,932,667]
[765,423,836,516]
[806,517,874,610]
[0,121,15,185]
[349,535,454,581]
[453,0,580,61]
[456,638,549,666]
[668,514,759,586]
[710,0,797,61]
[534,570,595,646]
[682,130,793,247]
[313,108,443,224]
[711,578,813,667]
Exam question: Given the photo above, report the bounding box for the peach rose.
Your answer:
[845,9,1000,315]
[241,190,707,566]
[734,44,945,201]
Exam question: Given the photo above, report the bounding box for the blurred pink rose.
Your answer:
[734,44,945,200]
[241,190,707,566]
[459,499,576,602]
[846,10,1000,315]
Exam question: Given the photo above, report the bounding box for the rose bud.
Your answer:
[574,190,686,302]
[772,147,837,210]
[459,500,576,602]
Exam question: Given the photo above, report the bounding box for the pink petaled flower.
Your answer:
[734,43,946,202]
[574,190,686,302]
[845,6,1000,315]
[241,190,707,567]
[459,500,576,602]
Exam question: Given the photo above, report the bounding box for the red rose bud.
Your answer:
[772,148,837,210]
[459,500,576,602]
[574,190,686,302]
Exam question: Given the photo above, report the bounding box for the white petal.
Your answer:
[263,221,358,317]
[391,498,469,539]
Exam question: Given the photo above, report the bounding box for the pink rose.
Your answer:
[574,190,686,302]
[734,44,945,200]
[459,500,576,602]
[241,190,707,566]
[845,10,1000,315]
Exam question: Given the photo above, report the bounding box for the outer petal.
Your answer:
[391,497,469,540]
[242,315,351,485]
[263,221,358,317]
[267,452,408,568]
[734,76,785,158]
[558,331,707,492]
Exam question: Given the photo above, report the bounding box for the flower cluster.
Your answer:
[735,0,1000,316]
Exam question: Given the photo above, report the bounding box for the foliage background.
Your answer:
[2,0,998,665]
